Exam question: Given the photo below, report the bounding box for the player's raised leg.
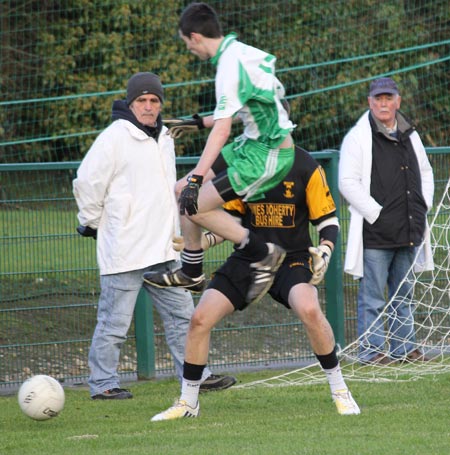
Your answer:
[144,179,285,303]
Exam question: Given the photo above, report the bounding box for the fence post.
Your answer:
[320,150,346,347]
[134,289,156,379]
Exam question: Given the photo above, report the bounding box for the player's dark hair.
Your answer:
[179,2,223,38]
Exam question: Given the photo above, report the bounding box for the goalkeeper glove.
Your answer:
[179,174,203,216]
[172,231,217,252]
[308,244,332,285]
[76,225,97,240]
[163,114,205,139]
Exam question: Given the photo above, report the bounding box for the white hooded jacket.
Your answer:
[73,119,179,275]
[339,110,434,278]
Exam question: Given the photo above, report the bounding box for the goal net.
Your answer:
[237,177,450,388]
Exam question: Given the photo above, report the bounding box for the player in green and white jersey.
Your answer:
[144,2,295,305]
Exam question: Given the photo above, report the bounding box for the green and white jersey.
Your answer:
[211,33,295,149]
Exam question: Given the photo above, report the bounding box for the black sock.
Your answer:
[181,249,203,277]
[315,345,339,370]
[183,361,206,381]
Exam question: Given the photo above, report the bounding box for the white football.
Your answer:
[18,375,65,420]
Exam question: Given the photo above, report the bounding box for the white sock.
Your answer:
[180,378,202,408]
[323,364,347,394]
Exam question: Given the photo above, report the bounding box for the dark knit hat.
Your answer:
[126,72,164,105]
[369,77,399,97]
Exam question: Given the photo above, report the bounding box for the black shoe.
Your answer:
[199,374,237,393]
[91,388,133,400]
[143,268,206,293]
[402,348,431,363]
[361,353,393,365]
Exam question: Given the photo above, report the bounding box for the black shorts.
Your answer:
[211,152,240,202]
[208,253,313,311]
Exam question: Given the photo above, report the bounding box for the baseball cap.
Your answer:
[369,77,399,97]
[126,72,164,105]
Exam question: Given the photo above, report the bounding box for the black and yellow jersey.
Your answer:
[223,146,339,259]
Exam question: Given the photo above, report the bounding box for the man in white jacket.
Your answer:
[339,77,434,365]
[73,72,235,399]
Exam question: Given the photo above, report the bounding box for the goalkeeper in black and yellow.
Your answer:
[150,144,361,421]
[143,2,295,306]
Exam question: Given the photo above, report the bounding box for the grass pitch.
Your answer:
[1,370,449,455]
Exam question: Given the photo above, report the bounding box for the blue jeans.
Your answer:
[357,247,416,362]
[88,261,211,396]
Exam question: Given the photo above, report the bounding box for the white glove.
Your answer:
[172,232,217,252]
[163,114,205,139]
[308,244,332,285]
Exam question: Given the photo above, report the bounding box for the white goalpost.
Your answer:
[237,177,450,388]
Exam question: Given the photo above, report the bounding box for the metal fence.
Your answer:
[1,149,448,390]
